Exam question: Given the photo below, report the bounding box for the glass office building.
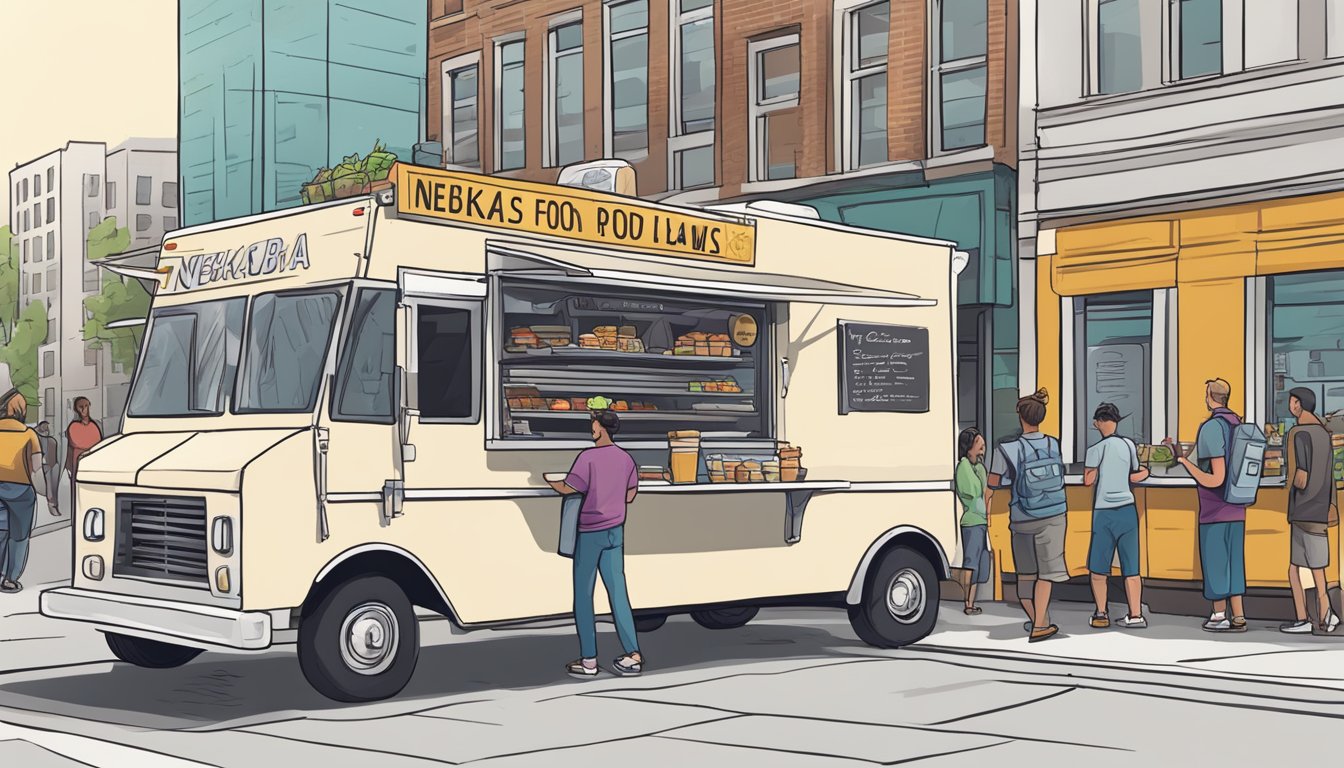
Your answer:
[180,0,427,225]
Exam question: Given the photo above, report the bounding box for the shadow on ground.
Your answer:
[0,616,874,732]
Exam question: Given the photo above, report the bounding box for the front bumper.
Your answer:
[40,587,272,651]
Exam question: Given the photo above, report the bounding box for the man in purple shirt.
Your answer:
[1173,378,1248,632]
[547,409,643,677]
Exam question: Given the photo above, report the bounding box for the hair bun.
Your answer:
[1031,388,1049,405]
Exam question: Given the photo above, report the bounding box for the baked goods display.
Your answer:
[672,332,735,357]
[706,443,804,484]
[689,378,742,393]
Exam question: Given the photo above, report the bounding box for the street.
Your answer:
[3,527,1344,766]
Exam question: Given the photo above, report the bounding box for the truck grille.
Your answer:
[113,495,210,587]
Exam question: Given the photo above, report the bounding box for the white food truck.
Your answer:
[41,164,964,702]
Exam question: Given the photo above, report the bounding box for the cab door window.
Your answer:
[332,288,397,423]
[417,304,479,422]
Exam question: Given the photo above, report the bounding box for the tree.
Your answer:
[0,300,49,409]
[0,225,18,342]
[82,217,148,372]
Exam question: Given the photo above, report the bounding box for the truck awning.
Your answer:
[486,241,936,308]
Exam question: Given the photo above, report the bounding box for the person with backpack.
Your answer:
[1082,403,1150,629]
[989,389,1068,642]
[1171,378,1263,633]
[1280,387,1339,634]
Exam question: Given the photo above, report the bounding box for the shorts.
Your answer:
[1198,521,1246,601]
[1011,514,1068,599]
[1088,504,1140,578]
[1290,523,1330,570]
[960,524,991,585]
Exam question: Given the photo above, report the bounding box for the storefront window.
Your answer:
[1268,271,1344,425]
[498,282,769,441]
[1074,291,1152,456]
[991,302,1019,446]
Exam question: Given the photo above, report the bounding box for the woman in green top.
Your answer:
[956,428,992,614]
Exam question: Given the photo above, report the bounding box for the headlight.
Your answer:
[211,516,233,555]
[83,508,105,542]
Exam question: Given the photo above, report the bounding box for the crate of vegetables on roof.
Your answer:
[300,141,399,205]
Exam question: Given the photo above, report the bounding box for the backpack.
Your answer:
[1212,415,1266,507]
[1011,435,1066,518]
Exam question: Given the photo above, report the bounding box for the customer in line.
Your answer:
[1280,387,1339,633]
[1173,378,1248,632]
[547,409,643,677]
[955,428,992,615]
[0,391,48,594]
[989,389,1068,642]
[1083,403,1150,629]
[35,421,60,517]
[64,397,102,509]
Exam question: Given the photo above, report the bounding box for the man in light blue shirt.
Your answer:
[1083,403,1149,630]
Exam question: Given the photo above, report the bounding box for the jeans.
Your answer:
[573,525,639,659]
[0,482,37,582]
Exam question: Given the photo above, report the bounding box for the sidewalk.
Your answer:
[924,599,1344,688]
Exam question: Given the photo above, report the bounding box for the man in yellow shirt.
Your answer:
[0,390,48,593]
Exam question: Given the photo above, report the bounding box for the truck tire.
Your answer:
[848,545,939,648]
[104,632,202,668]
[634,614,667,632]
[690,606,759,630]
[298,574,419,703]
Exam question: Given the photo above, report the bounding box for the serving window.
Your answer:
[496,280,772,442]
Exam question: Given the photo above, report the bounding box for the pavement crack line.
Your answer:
[926,687,1077,726]
[1177,647,1336,664]
[0,636,63,643]
[457,713,748,764]
[536,657,889,703]
[881,739,1015,766]
[655,733,884,764]
[584,693,1131,753]
[409,714,504,726]
[238,729,462,765]
[1001,677,1344,721]
[0,718,220,768]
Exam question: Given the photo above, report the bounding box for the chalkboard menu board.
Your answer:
[838,321,930,414]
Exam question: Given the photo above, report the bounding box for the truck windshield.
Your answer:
[127,298,246,417]
[235,290,342,413]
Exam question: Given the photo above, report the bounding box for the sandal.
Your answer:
[963,606,982,615]
[1028,624,1059,643]
[611,654,643,676]
[566,659,598,678]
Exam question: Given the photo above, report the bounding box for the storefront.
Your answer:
[991,189,1344,606]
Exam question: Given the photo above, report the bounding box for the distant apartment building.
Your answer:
[178,0,430,226]
[425,0,1020,440]
[7,139,177,434]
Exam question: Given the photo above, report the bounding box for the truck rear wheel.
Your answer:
[848,545,939,648]
[299,575,419,703]
[105,632,203,668]
[690,606,759,630]
[634,614,667,632]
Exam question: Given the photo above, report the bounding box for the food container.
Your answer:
[764,460,780,482]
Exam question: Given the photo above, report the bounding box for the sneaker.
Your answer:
[611,654,643,677]
[1280,619,1313,634]
[1203,617,1232,632]
[1116,615,1147,629]
[0,580,20,594]
[1028,624,1059,643]
[1321,612,1341,634]
[566,659,599,678]
[1090,612,1110,629]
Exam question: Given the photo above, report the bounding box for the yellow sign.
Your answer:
[730,314,758,347]
[397,165,756,266]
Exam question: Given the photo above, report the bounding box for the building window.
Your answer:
[34,201,41,226]
[1092,0,1142,95]
[164,216,178,231]
[606,0,650,159]
[88,212,99,231]
[838,1,889,170]
[495,39,527,171]
[46,197,55,224]
[136,175,152,205]
[32,273,40,294]
[163,181,179,209]
[23,210,30,232]
[106,181,117,209]
[442,57,480,168]
[84,263,99,292]
[42,352,54,377]
[47,266,58,294]
[1172,0,1221,80]
[1073,291,1155,459]
[748,34,802,181]
[136,214,152,232]
[668,0,715,189]
[46,232,53,259]
[1267,271,1344,426]
[931,0,987,153]
[34,173,42,197]
[20,178,28,203]
[85,346,99,368]
[46,167,53,191]
[87,174,102,198]
[1331,0,1344,58]
[45,389,54,419]
[547,20,586,168]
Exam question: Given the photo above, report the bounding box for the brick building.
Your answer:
[426,0,1020,439]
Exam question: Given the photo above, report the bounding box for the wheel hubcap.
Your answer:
[339,602,398,676]
[885,568,926,624]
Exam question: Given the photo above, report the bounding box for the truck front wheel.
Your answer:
[298,575,419,702]
[105,632,202,668]
[848,545,939,648]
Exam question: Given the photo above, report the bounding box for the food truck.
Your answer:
[41,164,964,702]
